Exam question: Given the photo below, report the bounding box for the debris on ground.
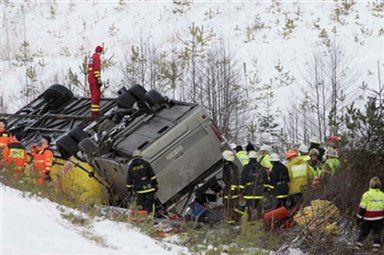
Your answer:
[293,199,340,236]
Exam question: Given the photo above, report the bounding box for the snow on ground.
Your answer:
[1,1,384,112]
[0,185,187,255]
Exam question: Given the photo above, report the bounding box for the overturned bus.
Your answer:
[2,84,242,215]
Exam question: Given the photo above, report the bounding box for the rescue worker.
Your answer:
[126,150,158,213]
[3,133,27,176]
[0,119,12,156]
[245,142,255,153]
[286,149,313,208]
[328,135,342,156]
[298,144,310,161]
[269,153,290,208]
[259,144,273,171]
[355,177,384,252]
[222,150,241,224]
[236,145,249,166]
[309,136,325,162]
[322,147,341,183]
[87,45,103,116]
[308,148,322,177]
[240,150,268,220]
[31,135,54,185]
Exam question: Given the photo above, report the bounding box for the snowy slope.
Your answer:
[1,1,384,112]
[0,185,186,255]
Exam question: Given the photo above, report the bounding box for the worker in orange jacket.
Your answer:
[0,119,12,156]
[87,45,103,116]
[31,136,53,185]
[3,133,27,176]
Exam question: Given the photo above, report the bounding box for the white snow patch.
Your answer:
[0,185,187,255]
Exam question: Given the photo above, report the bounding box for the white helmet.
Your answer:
[298,144,309,154]
[222,150,235,162]
[248,150,258,159]
[230,143,237,150]
[270,153,280,162]
[309,136,321,144]
[259,144,271,152]
[325,147,338,158]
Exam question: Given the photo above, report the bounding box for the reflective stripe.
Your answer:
[362,216,384,221]
[34,160,44,163]
[151,176,157,180]
[243,195,263,200]
[227,220,236,224]
[126,184,133,188]
[136,188,155,194]
[224,195,239,199]
[291,164,308,178]
[276,195,288,199]
[264,184,274,189]
[234,208,246,215]
[238,185,245,189]
[245,182,253,186]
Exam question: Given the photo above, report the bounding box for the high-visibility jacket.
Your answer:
[0,129,12,150]
[31,145,53,185]
[88,53,102,115]
[3,142,27,173]
[357,188,384,221]
[126,158,157,194]
[298,154,310,162]
[322,158,341,177]
[236,151,249,166]
[287,156,314,195]
[309,160,323,177]
[88,53,101,81]
[259,154,272,170]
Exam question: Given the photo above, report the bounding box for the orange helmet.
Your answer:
[328,135,341,142]
[285,149,298,160]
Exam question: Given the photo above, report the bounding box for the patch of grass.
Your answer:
[61,212,90,226]
[0,164,88,209]
[80,230,110,248]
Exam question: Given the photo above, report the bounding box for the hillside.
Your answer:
[0,184,187,255]
[1,0,383,113]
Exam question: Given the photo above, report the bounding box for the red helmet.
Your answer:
[328,135,341,142]
[95,45,103,53]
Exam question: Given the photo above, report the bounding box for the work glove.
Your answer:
[44,171,52,182]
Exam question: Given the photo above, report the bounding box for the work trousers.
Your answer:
[357,219,383,247]
[136,192,155,214]
[88,75,101,116]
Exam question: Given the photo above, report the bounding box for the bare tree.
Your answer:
[120,36,168,93]
[326,38,359,135]
[177,23,214,102]
[196,43,248,141]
